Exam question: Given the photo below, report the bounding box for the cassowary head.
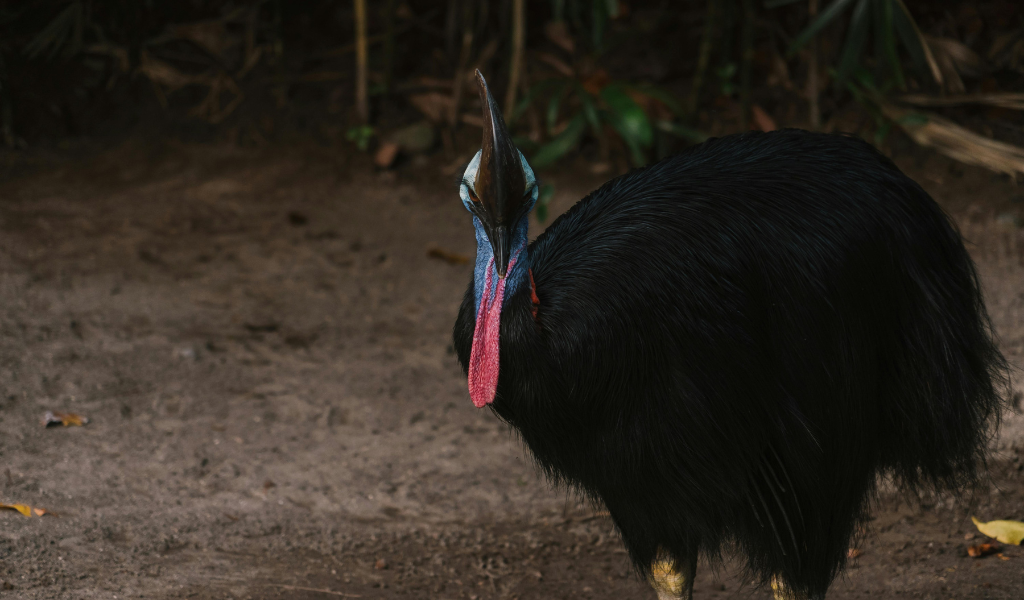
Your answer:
[460,70,539,408]
[459,70,539,279]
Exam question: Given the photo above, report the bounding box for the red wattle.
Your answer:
[468,257,513,407]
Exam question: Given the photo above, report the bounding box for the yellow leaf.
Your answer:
[0,503,54,517]
[972,516,1024,545]
[0,503,33,517]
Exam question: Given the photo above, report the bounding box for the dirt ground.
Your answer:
[0,139,1022,600]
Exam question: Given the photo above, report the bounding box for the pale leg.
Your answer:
[771,575,819,600]
[649,549,696,600]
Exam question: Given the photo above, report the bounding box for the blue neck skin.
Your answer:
[473,215,531,314]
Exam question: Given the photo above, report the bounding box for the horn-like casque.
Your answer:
[472,70,526,276]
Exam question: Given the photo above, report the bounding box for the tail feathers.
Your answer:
[877,213,1010,493]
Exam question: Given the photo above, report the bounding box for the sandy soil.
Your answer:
[0,140,1022,600]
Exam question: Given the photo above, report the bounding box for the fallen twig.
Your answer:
[427,247,470,265]
[267,583,361,597]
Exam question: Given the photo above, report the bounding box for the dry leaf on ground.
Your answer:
[972,516,1024,545]
[968,542,1002,558]
[427,247,469,265]
[0,503,53,517]
[42,411,89,427]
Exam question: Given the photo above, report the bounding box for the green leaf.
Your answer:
[891,0,934,85]
[532,114,587,168]
[546,80,571,135]
[896,112,928,127]
[538,182,556,205]
[24,1,85,60]
[788,0,859,57]
[656,120,709,144]
[834,0,870,88]
[874,120,891,146]
[601,83,653,151]
[511,135,539,154]
[510,78,560,124]
[536,203,548,222]
[345,125,374,152]
[574,84,603,137]
[535,183,555,222]
[875,0,905,90]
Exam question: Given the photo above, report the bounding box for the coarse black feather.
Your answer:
[453,129,1008,598]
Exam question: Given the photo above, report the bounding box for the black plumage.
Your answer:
[454,123,1007,597]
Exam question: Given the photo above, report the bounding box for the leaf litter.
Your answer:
[972,516,1024,545]
[0,503,55,518]
[41,411,89,427]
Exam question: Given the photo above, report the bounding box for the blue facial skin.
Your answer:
[460,150,540,314]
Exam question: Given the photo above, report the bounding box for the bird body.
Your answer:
[453,72,1006,599]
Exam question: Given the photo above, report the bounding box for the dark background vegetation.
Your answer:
[1,0,1022,184]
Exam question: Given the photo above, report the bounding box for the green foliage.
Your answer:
[23,1,86,60]
[345,125,374,151]
[842,68,905,145]
[774,0,935,91]
[717,62,738,96]
[517,77,701,170]
[600,83,652,166]
[552,0,621,55]
[532,113,587,168]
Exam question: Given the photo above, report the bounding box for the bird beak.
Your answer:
[491,224,511,278]
[472,69,526,279]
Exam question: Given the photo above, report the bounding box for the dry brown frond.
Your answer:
[882,103,1024,179]
[896,93,1024,111]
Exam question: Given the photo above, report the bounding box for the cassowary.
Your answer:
[452,71,1007,600]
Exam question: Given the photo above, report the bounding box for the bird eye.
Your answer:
[467,187,482,205]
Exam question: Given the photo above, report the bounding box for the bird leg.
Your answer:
[770,575,809,600]
[648,549,696,600]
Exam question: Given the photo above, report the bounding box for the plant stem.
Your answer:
[688,0,716,120]
[383,0,396,95]
[739,0,755,130]
[445,0,459,63]
[0,52,13,147]
[354,0,369,124]
[807,0,820,129]
[505,0,525,118]
[447,0,475,152]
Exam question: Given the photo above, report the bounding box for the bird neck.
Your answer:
[472,215,531,313]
